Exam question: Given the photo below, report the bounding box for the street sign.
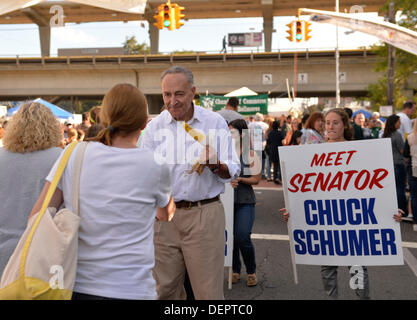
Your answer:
[298,73,308,84]
[228,32,262,47]
[262,74,273,85]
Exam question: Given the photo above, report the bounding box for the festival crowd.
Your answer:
[0,65,415,301]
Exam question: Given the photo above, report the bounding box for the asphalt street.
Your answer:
[223,184,417,300]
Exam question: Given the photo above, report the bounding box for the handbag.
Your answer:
[0,141,88,300]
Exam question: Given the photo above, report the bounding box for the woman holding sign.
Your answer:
[229,119,261,287]
[281,108,402,299]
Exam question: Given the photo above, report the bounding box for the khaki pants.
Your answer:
[153,200,225,300]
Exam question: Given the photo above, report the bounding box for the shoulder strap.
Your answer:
[71,142,88,216]
[37,141,78,217]
[19,141,78,278]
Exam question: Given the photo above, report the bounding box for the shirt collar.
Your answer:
[164,103,202,125]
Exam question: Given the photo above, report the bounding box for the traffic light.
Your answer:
[286,21,294,42]
[153,2,185,31]
[295,20,303,42]
[304,21,312,41]
[153,4,164,29]
[173,3,185,29]
[163,3,175,30]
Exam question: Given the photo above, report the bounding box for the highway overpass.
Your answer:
[0,49,414,114]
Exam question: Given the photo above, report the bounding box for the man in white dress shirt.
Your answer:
[397,100,416,141]
[140,66,240,300]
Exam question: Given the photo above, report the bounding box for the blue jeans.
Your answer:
[233,204,256,275]
[407,164,417,224]
[265,154,272,179]
[394,163,408,215]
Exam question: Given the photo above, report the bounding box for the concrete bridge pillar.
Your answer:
[262,0,274,52]
[21,7,51,57]
[144,5,160,54]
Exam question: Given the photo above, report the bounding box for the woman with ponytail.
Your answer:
[30,84,175,300]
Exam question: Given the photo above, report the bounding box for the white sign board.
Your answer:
[0,106,7,118]
[379,106,393,117]
[279,139,403,266]
[220,183,234,267]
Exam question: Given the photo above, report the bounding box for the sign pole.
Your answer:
[280,160,298,284]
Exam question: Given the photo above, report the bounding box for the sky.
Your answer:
[0,12,386,57]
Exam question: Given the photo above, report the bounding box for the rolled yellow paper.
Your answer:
[183,123,206,175]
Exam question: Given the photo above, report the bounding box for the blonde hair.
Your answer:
[3,102,62,153]
[67,128,78,141]
[88,84,148,146]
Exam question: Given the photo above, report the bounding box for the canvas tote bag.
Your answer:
[0,141,88,300]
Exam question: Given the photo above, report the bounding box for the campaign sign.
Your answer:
[279,139,403,266]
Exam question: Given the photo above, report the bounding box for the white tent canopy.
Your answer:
[0,0,147,16]
[224,87,258,97]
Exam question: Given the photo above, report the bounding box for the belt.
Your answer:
[175,196,220,209]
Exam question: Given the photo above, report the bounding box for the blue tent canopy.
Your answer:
[352,109,386,122]
[7,98,74,120]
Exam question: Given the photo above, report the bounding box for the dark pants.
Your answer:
[407,164,417,223]
[321,266,370,300]
[394,163,408,215]
[272,161,281,181]
[72,292,120,300]
[233,204,256,275]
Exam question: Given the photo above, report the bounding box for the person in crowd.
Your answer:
[383,114,408,217]
[404,119,417,231]
[281,108,403,299]
[76,112,91,133]
[228,119,261,287]
[300,111,325,144]
[368,118,383,139]
[66,128,78,145]
[248,113,269,179]
[85,124,104,139]
[217,97,245,124]
[0,102,62,275]
[264,117,274,181]
[140,66,240,300]
[300,113,310,134]
[89,105,102,125]
[266,120,286,184]
[63,121,74,140]
[30,84,175,300]
[397,100,416,141]
[0,125,4,148]
[352,112,373,140]
[288,129,303,146]
[283,117,300,146]
[77,129,85,141]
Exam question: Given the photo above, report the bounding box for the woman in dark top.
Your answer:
[266,120,286,184]
[383,114,407,216]
[228,119,261,287]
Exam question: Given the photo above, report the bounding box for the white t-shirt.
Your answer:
[46,142,171,300]
[397,112,413,141]
[248,120,269,150]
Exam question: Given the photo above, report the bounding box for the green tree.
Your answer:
[363,0,417,111]
[123,36,150,54]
